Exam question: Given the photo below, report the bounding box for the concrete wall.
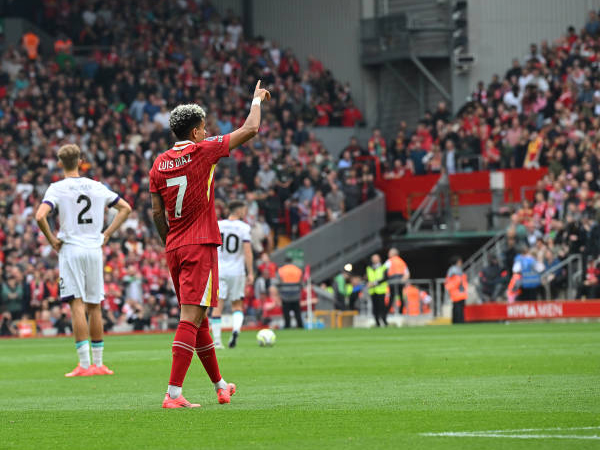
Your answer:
[212,0,243,18]
[252,0,374,123]
[454,0,600,111]
[379,58,452,136]
[271,192,386,283]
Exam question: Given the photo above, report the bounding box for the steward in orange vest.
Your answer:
[384,247,409,314]
[276,257,304,329]
[506,272,521,303]
[23,31,40,60]
[445,256,468,323]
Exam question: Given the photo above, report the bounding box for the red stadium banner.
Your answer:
[375,167,548,216]
[374,173,440,214]
[464,300,600,322]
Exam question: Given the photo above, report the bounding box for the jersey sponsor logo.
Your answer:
[158,154,192,171]
[205,135,223,142]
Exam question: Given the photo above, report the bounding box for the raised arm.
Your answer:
[229,80,271,150]
[35,202,62,252]
[103,198,132,245]
[151,192,169,246]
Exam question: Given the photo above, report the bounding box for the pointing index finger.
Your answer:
[256,79,261,90]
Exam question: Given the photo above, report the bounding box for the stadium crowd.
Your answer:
[0,1,375,335]
[477,168,600,302]
[3,3,600,334]
[458,12,600,302]
[377,10,600,179]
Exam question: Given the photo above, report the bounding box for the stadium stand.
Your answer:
[379,11,600,177]
[2,2,600,334]
[371,12,600,303]
[0,1,373,335]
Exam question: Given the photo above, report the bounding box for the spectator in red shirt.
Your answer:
[579,258,599,299]
[103,271,122,313]
[482,139,501,170]
[415,122,433,152]
[341,100,363,127]
[315,98,332,126]
[311,189,327,228]
[308,55,324,75]
[258,252,278,279]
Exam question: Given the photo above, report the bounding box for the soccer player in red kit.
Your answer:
[150,81,270,408]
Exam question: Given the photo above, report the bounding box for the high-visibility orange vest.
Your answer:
[403,284,421,315]
[507,273,521,301]
[387,256,407,276]
[277,264,303,302]
[23,32,40,59]
[445,272,468,302]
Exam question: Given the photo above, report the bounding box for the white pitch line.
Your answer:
[422,432,600,440]
[472,426,600,433]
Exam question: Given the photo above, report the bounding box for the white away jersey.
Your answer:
[218,219,251,276]
[42,177,120,248]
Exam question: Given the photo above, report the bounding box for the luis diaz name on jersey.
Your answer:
[158,154,192,171]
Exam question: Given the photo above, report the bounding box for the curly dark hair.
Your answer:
[169,104,206,140]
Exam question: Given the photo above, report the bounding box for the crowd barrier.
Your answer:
[465,300,600,322]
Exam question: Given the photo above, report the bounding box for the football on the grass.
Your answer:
[256,329,276,347]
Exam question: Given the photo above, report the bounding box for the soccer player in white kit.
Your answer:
[35,144,132,377]
[213,200,254,348]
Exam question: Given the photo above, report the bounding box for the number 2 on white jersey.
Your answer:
[166,176,187,218]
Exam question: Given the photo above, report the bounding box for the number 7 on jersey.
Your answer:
[166,176,187,218]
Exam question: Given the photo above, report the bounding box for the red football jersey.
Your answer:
[149,135,230,251]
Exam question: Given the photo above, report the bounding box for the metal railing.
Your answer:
[360,12,451,62]
[435,277,447,316]
[520,185,539,204]
[358,277,444,318]
[407,184,514,234]
[462,231,508,282]
[541,254,583,300]
[407,175,444,232]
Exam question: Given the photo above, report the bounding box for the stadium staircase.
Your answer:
[407,173,453,233]
[271,191,387,283]
[361,0,453,132]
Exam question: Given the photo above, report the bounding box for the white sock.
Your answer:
[167,385,182,399]
[91,340,104,366]
[232,310,244,334]
[214,378,227,392]
[211,317,222,344]
[75,340,90,369]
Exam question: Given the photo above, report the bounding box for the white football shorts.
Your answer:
[218,275,245,302]
[59,244,104,304]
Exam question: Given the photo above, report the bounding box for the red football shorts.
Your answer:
[166,244,219,307]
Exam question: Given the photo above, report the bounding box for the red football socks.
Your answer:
[168,320,198,387]
[195,318,222,383]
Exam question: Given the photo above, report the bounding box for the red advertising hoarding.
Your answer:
[464,301,600,322]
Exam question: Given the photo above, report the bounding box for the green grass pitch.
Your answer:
[1,322,599,449]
